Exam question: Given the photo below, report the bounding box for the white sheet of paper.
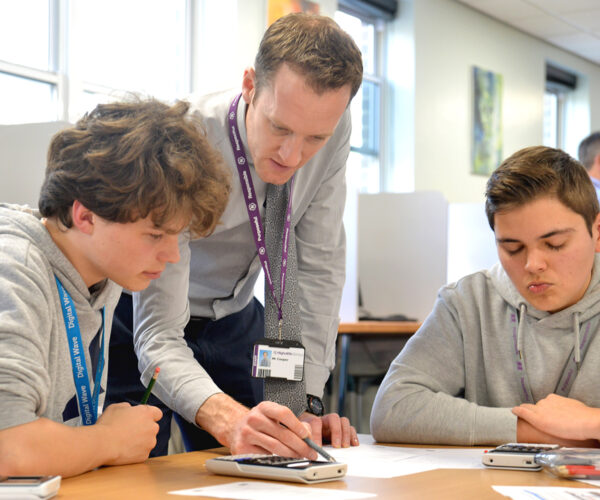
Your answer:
[578,479,600,487]
[169,481,376,499]
[325,434,486,478]
[492,485,600,499]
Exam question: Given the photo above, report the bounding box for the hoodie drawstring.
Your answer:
[517,305,582,371]
[514,305,590,401]
[516,303,527,360]
[517,304,582,369]
[573,311,581,370]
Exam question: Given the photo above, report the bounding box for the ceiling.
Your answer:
[455,0,600,66]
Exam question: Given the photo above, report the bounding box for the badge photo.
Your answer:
[251,339,305,381]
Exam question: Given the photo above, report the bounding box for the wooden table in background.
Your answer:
[57,446,597,499]
[335,321,421,416]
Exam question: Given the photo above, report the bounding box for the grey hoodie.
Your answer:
[370,255,600,445]
[0,204,121,430]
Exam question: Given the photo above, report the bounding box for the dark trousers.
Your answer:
[105,293,265,456]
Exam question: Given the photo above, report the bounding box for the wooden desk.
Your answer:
[335,321,421,416]
[58,447,597,499]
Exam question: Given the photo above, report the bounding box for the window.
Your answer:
[0,0,190,124]
[0,1,51,71]
[543,63,577,150]
[335,10,384,193]
[0,0,59,124]
[69,0,188,118]
[0,72,57,124]
[543,90,562,148]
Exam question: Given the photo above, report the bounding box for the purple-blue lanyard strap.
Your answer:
[227,93,294,328]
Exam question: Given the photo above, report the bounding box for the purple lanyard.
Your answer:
[227,93,294,335]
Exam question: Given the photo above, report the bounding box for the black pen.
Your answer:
[140,366,160,404]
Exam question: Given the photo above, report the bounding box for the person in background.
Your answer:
[578,131,600,200]
[371,145,600,447]
[0,97,230,477]
[106,12,363,458]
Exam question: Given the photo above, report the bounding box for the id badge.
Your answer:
[252,338,305,381]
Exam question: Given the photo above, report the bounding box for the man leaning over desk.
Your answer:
[106,12,364,458]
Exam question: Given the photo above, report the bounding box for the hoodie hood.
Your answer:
[0,205,123,428]
[0,203,114,310]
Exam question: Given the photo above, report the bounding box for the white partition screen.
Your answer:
[358,191,448,322]
[447,202,499,284]
[0,122,70,207]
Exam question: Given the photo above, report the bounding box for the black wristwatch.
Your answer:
[306,394,324,416]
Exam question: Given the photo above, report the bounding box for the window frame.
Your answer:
[0,0,63,123]
[543,87,565,149]
[335,7,386,193]
[0,0,193,124]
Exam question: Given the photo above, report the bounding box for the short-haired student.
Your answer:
[371,146,600,447]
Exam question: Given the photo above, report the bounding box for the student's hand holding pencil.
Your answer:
[97,402,162,465]
[140,366,160,404]
[93,365,163,464]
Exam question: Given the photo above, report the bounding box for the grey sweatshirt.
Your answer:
[0,204,121,429]
[370,255,600,445]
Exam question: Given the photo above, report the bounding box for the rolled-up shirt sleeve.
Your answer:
[133,232,222,425]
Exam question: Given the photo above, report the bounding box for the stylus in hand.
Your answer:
[303,436,336,463]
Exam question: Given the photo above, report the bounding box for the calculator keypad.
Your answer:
[493,443,559,453]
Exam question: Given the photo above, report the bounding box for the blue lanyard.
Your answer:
[55,276,105,425]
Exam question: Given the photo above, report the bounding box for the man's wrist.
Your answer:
[306,394,324,417]
[194,393,248,446]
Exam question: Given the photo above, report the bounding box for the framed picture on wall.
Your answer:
[268,0,320,25]
[472,66,503,176]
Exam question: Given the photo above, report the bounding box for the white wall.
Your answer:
[191,0,338,95]
[385,0,600,203]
